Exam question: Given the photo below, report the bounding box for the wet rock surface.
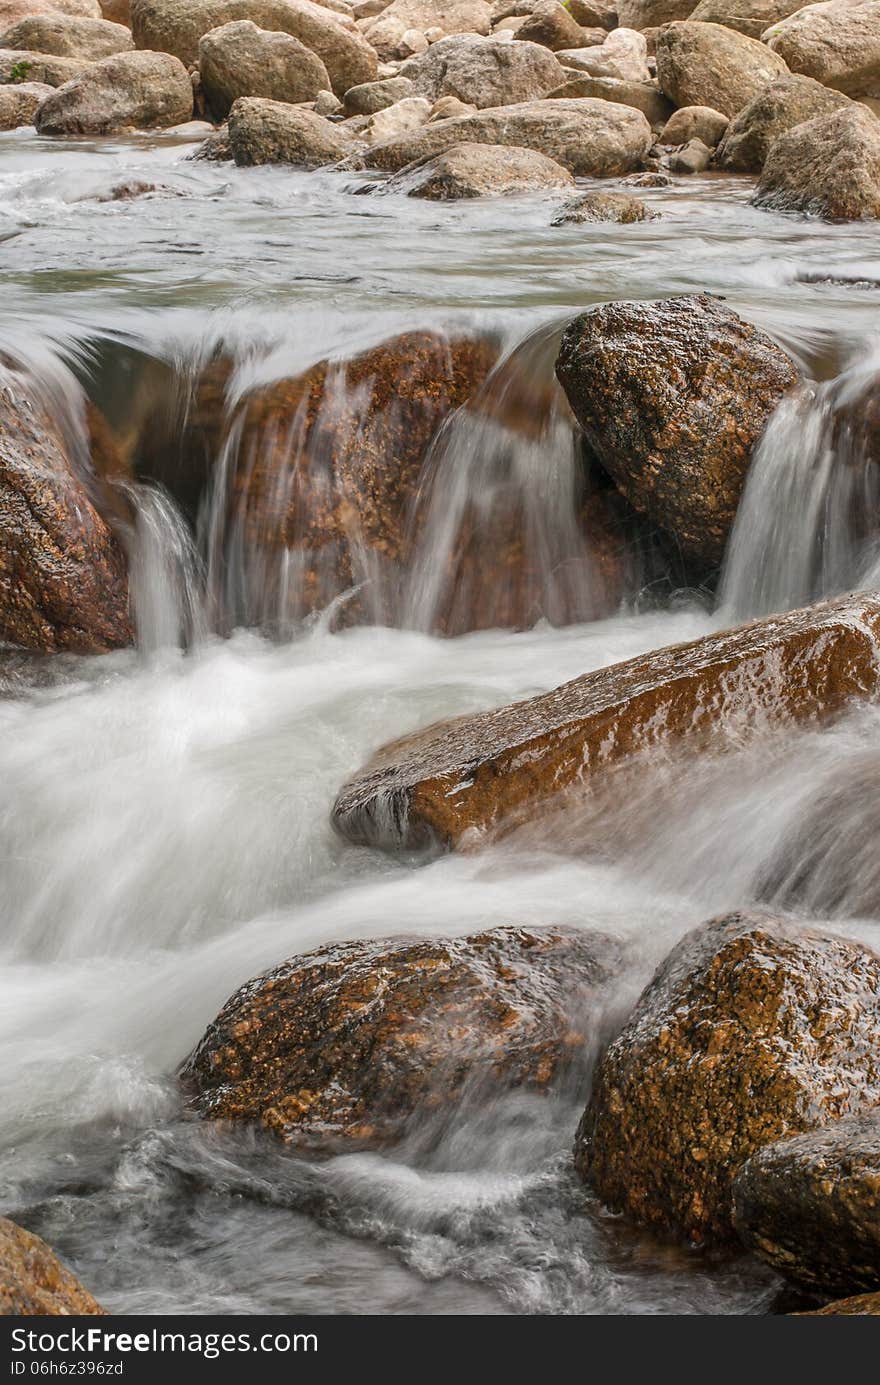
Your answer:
[227,94,353,164]
[386,140,574,197]
[578,914,880,1244]
[0,1218,105,1316]
[183,925,618,1148]
[552,188,652,222]
[733,1111,880,1295]
[332,592,880,849]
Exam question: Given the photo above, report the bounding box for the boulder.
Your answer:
[332,591,880,850]
[753,105,880,220]
[100,0,130,21]
[342,73,413,113]
[548,72,672,123]
[800,1292,880,1315]
[314,85,341,114]
[667,134,712,169]
[182,926,617,1148]
[733,1112,880,1294]
[0,368,132,653]
[764,1,880,99]
[688,0,807,37]
[0,48,89,84]
[386,138,574,194]
[660,103,728,146]
[615,0,695,24]
[514,0,591,48]
[0,1218,105,1316]
[578,914,880,1244]
[131,0,377,95]
[552,188,652,221]
[0,0,101,24]
[362,0,491,61]
[717,73,852,172]
[35,48,192,132]
[0,15,133,58]
[364,96,653,174]
[656,20,789,118]
[556,27,650,81]
[227,94,353,162]
[198,20,330,120]
[0,79,51,125]
[567,0,617,24]
[399,33,566,106]
[363,92,429,141]
[555,294,798,567]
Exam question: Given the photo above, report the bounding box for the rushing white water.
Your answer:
[2,123,880,1316]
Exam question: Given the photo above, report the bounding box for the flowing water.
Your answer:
[2,124,880,1316]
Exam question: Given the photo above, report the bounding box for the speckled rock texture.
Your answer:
[227,95,353,165]
[733,1111,880,1294]
[332,592,880,850]
[552,189,652,222]
[752,106,880,221]
[577,913,880,1245]
[0,1218,105,1315]
[183,926,617,1148]
[0,15,134,60]
[716,73,852,173]
[0,369,132,652]
[35,49,193,134]
[799,1291,880,1315]
[656,20,788,118]
[385,141,574,197]
[555,293,799,567]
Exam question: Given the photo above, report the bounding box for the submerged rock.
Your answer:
[656,20,788,118]
[386,140,574,196]
[0,368,132,653]
[35,49,193,133]
[227,95,353,165]
[555,294,799,567]
[578,914,880,1244]
[183,926,617,1148]
[733,1111,880,1295]
[332,592,880,850]
[552,189,652,222]
[764,0,880,99]
[752,105,880,221]
[716,73,852,173]
[198,19,331,120]
[0,1218,105,1316]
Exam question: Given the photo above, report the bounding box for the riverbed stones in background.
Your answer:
[548,73,672,124]
[552,188,652,221]
[364,96,652,174]
[400,33,565,106]
[0,1219,105,1315]
[513,0,592,50]
[227,94,353,163]
[753,105,880,220]
[716,73,852,172]
[36,48,192,132]
[764,0,880,99]
[362,0,491,61]
[656,20,789,117]
[667,135,711,170]
[733,1111,880,1294]
[183,926,617,1148]
[332,592,880,849]
[556,28,650,82]
[0,0,101,23]
[386,139,573,195]
[0,78,51,125]
[660,103,727,147]
[362,92,429,141]
[0,46,91,84]
[577,914,880,1245]
[198,19,331,119]
[0,14,133,59]
[343,72,413,113]
[555,294,799,567]
[615,0,693,24]
[687,0,805,38]
[0,368,132,653]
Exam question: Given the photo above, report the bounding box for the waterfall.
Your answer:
[126,484,207,657]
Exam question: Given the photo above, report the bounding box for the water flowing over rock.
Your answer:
[182,926,618,1149]
[0,14,134,58]
[555,294,799,568]
[35,48,193,132]
[198,20,331,119]
[363,96,653,174]
[227,95,354,163]
[0,365,132,653]
[399,33,566,106]
[385,140,574,195]
[752,105,880,220]
[577,913,880,1245]
[332,592,880,849]
[0,1218,105,1315]
[716,73,853,172]
[656,20,789,117]
[764,0,880,99]
[733,1111,880,1294]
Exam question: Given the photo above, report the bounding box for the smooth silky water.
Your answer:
[2,125,880,1315]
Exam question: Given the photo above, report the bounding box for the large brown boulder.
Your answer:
[132,0,376,94]
[0,369,131,653]
[227,95,353,163]
[332,591,880,850]
[753,105,880,220]
[0,14,133,58]
[198,20,330,120]
[688,0,806,38]
[716,72,853,172]
[364,97,653,175]
[182,926,617,1148]
[733,1111,880,1294]
[0,1218,105,1315]
[400,34,565,107]
[555,294,798,568]
[656,20,789,117]
[800,1291,880,1315]
[578,914,880,1245]
[385,140,574,196]
[36,48,192,131]
[0,48,90,84]
[764,0,880,99]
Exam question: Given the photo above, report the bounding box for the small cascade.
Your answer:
[125,484,207,657]
[719,343,880,620]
